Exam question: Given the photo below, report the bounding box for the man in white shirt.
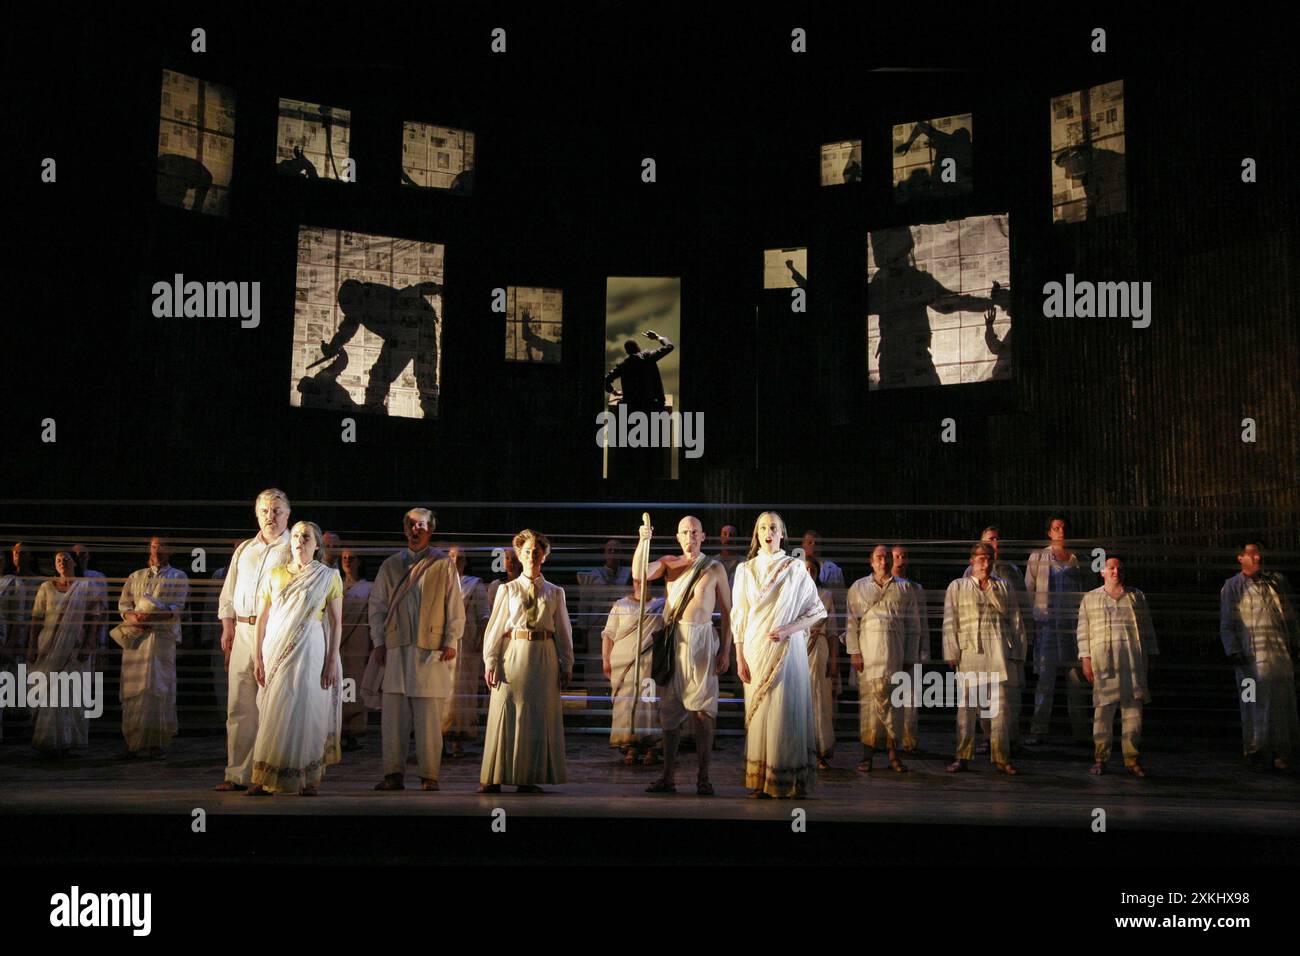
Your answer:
[891,544,929,751]
[944,542,1027,774]
[1024,515,1089,745]
[963,526,1028,751]
[1220,542,1298,770]
[1078,555,1157,777]
[116,536,190,757]
[801,530,845,587]
[214,489,291,791]
[368,508,465,791]
[845,545,920,772]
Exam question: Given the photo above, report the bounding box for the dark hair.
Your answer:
[1104,553,1126,582]
[624,340,640,355]
[1046,513,1068,532]
[1237,540,1263,556]
[804,556,822,579]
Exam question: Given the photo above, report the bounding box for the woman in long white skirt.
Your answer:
[478,529,574,794]
[250,521,343,796]
[29,551,100,756]
[733,513,827,798]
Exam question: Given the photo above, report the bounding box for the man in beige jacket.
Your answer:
[368,508,465,791]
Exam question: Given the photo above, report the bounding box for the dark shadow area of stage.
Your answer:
[3,734,1296,865]
[3,812,1295,867]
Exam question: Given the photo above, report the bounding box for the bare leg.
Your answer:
[662,728,682,786]
[694,713,715,785]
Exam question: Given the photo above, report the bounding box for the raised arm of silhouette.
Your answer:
[785,260,808,289]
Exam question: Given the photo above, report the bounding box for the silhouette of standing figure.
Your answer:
[867,228,1004,388]
[320,279,444,417]
[604,332,675,413]
[519,308,561,363]
[894,120,973,200]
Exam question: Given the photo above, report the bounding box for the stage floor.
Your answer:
[3,730,1297,834]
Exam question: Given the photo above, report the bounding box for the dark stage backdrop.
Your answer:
[5,10,1297,557]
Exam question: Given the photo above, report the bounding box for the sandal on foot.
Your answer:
[696,781,714,796]
[817,757,831,770]
[213,780,247,792]
[747,790,772,799]
[946,760,968,773]
[421,778,440,791]
[645,778,677,794]
[477,783,501,793]
[994,762,1018,775]
[1127,763,1147,778]
[641,751,661,766]
[245,786,272,797]
[374,774,405,791]
[1089,762,1106,775]
[889,756,908,773]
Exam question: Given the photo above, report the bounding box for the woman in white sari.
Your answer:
[250,521,343,796]
[29,551,101,756]
[734,513,827,798]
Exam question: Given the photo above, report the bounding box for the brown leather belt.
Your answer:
[511,628,553,642]
[237,615,257,625]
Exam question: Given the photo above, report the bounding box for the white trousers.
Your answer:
[382,693,443,780]
[225,623,260,785]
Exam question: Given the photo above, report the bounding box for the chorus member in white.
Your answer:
[215,490,292,791]
[338,547,372,751]
[486,546,521,609]
[1077,556,1157,777]
[634,515,732,795]
[964,527,1027,750]
[891,545,929,752]
[944,542,1027,774]
[28,551,101,756]
[805,558,839,769]
[322,531,341,568]
[443,545,490,756]
[601,578,664,765]
[479,530,573,794]
[845,546,918,773]
[718,525,742,584]
[734,512,826,798]
[1220,542,1298,770]
[801,531,845,588]
[369,509,464,792]
[114,537,189,758]
[0,556,20,742]
[72,544,109,651]
[249,522,343,796]
[1024,515,1089,745]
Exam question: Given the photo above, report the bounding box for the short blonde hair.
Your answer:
[256,488,291,511]
[513,529,551,558]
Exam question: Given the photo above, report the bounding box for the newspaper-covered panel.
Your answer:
[866,213,1011,390]
[505,287,563,364]
[1050,80,1126,223]
[291,226,445,419]
[400,121,475,193]
[820,140,862,185]
[763,247,808,289]
[892,113,973,203]
[157,69,236,217]
[276,98,352,181]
